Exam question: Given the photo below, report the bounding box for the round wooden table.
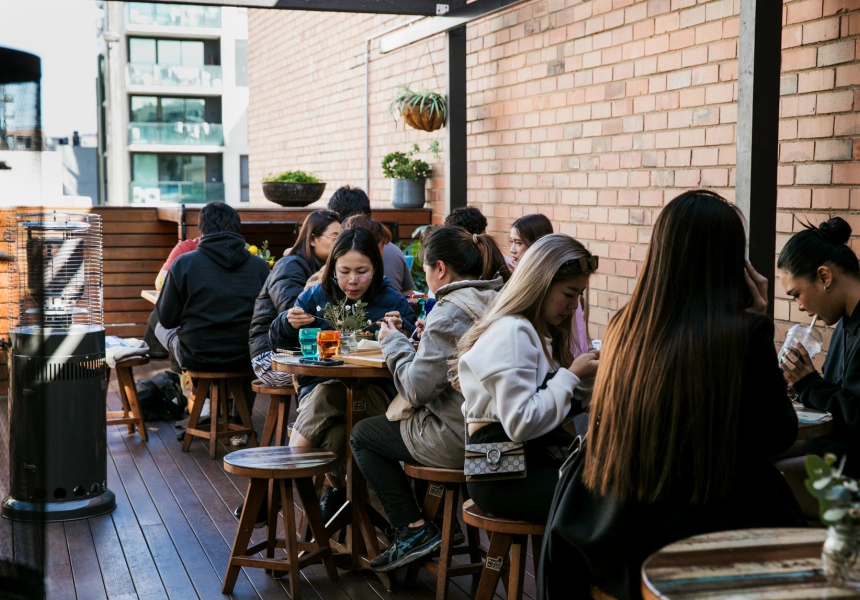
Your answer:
[271,355,394,588]
[640,528,858,599]
[795,403,834,440]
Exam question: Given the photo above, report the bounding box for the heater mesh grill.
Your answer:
[8,212,103,329]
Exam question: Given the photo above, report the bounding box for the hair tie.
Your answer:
[472,233,479,245]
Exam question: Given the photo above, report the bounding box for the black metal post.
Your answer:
[736,0,782,317]
[446,25,467,213]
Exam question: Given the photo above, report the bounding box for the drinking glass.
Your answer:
[299,328,321,358]
[779,324,824,401]
[317,330,341,360]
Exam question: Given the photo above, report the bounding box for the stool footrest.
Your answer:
[186,425,253,440]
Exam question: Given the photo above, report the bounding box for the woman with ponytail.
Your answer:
[777,217,860,492]
[349,226,508,573]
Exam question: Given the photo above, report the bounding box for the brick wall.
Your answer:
[248,0,860,358]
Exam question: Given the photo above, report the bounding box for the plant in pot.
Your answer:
[261,170,326,207]
[389,85,447,132]
[382,142,440,209]
[806,453,860,589]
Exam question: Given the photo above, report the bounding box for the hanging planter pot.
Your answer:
[389,86,447,133]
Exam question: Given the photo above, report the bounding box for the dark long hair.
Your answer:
[321,228,385,300]
[420,226,510,282]
[584,190,749,505]
[778,216,860,280]
[290,210,340,266]
[512,213,554,245]
[340,214,391,246]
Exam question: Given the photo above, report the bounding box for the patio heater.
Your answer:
[2,212,115,522]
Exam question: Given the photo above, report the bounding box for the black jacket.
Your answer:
[156,231,269,372]
[538,315,804,600]
[795,300,860,474]
[248,253,320,359]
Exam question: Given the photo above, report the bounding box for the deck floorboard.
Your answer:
[1,359,526,599]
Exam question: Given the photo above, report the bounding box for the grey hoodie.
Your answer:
[380,277,502,468]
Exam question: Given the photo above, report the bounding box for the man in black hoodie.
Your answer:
[155,203,270,429]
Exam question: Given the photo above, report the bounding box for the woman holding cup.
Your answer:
[778,217,860,480]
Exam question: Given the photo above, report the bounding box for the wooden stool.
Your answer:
[223,446,340,599]
[253,379,296,448]
[462,499,545,600]
[182,370,256,459]
[105,356,150,442]
[402,464,484,599]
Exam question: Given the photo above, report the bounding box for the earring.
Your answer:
[825,284,832,292]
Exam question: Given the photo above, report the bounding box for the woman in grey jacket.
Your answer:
[350,226,510,573]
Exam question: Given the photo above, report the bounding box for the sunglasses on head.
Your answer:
[566,255,599,273]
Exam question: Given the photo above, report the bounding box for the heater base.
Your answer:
[1,490,115,523]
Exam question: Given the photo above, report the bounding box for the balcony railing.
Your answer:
[125,3,221,28]
[130,181,225,204]
[128,122,224,146]
[127,63,222,89]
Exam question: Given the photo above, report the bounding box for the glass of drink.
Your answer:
[299,328,321,358]
[779,324,823,401]
[317,330,341,360]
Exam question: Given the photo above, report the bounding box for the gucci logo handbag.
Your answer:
[464,440,527,482]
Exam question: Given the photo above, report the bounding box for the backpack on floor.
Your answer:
[136,371,187,422]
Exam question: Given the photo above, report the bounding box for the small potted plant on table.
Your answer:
[261,170,326,207]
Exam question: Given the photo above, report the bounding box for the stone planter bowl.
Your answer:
[261,182,327,207]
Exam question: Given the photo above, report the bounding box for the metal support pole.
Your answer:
[736,0,782,317]
[446,25,467,213]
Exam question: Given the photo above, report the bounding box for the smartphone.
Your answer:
[299,358,344,366]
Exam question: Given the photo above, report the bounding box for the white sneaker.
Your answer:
[199,399,211,419]
[230,434,248,446]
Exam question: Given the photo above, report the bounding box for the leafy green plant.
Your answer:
[245,240,276,268]
[382,143,440,181]
[315,298,373,334]
[263,170,321,183]
[389,85,447,124]
[398,225,431,292]
[806,454,860,525]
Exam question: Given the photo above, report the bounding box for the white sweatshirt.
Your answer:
[458,316,581,443]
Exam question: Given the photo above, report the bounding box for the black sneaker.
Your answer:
[433,519,466,546]
[234,500,276,529]
[319,487,347,524]
[370,521,443,573]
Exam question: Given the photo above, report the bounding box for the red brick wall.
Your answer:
[248,0,860,357]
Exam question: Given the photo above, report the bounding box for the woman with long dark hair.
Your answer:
[349,226,509,573]
[538,191,803,600]
[776,217,860,508]
[268,228,416,522]
[248,209,340,389]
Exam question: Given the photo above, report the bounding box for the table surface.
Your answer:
[141,290,158,305]
[795,403,834,441]
[271,354,391,379]
[640,528,857,599]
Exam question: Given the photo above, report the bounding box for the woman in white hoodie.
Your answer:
[455,234,600,521]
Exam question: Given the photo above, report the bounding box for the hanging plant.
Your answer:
[389,85,447,132]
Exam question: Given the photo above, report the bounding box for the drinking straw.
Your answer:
[808,315,818,331]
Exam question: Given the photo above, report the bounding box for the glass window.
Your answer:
[235,40,248,87]
[133,154,159,182]
[184,98,205,123]
[240,155,249,202]
[158,155,206,182]
[129,38,156,64]
[160,98,185,123]
[157,40,182,65]
[130,96,158,122]
[182,41,204,67]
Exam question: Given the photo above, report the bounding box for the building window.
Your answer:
[235,40,248,87]
[130,96,211,123]
[129,38,205,67]
[240,155,249,202]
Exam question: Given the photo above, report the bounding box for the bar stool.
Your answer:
[182,369,256,459]
[222,446,340,599]
[462,499,545,600]
[105,356,150,441]
[253,379,296,447]
[402,464,484,599]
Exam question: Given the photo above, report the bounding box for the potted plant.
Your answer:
[806,454,860,589]
[389,85,447,132]
[246,240,276,269]
[314,298,373,354]
[382,142,439,209]
[261,170,326,207]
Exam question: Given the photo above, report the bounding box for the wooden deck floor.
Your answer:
[1,359,538,599]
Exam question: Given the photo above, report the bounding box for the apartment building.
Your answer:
[99,1,249,205]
